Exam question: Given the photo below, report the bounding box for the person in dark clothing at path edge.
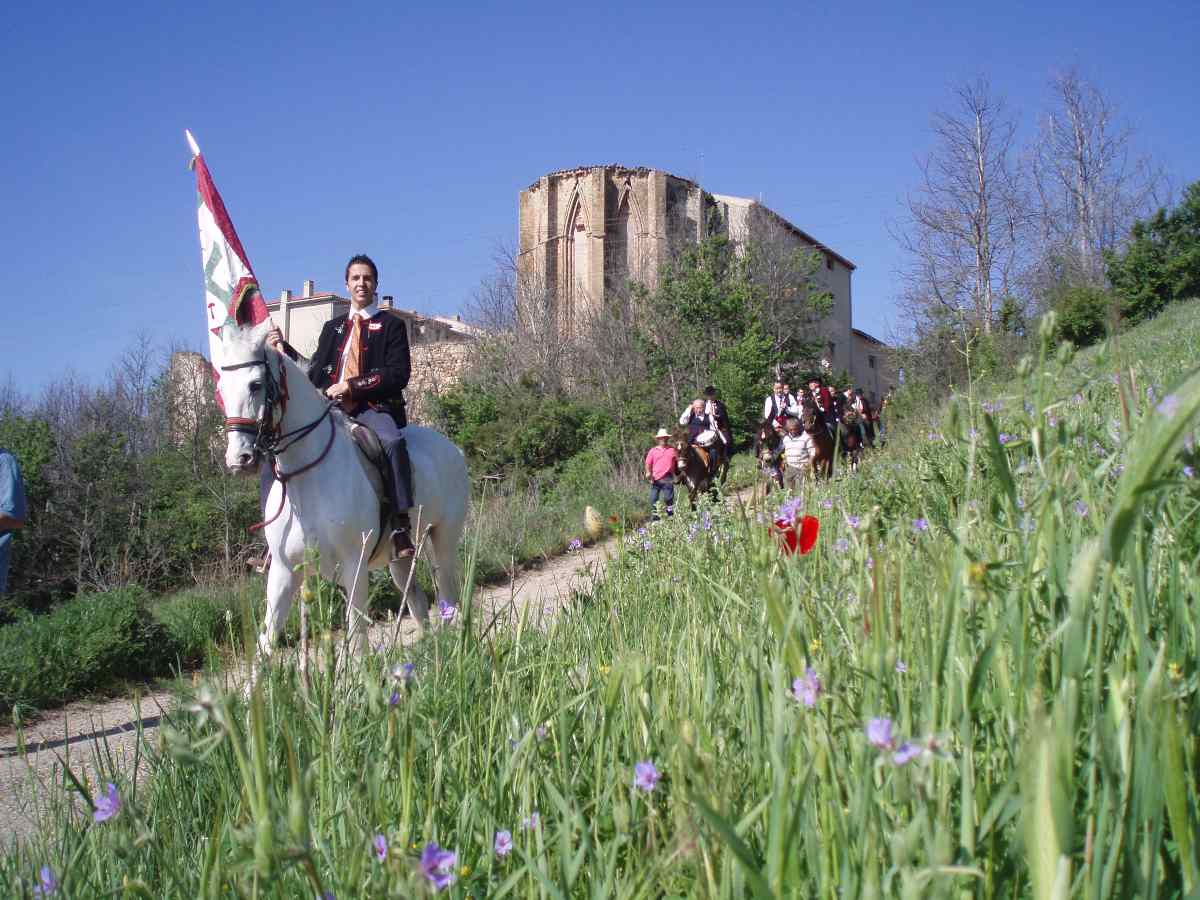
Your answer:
[0,448,28,596]
[268,254,416,558]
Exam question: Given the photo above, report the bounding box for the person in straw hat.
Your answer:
[644,428,678,520]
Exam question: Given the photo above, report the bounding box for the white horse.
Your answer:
[218,321,469,656]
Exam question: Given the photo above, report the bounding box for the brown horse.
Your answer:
[753,419,784,495]
[838,408,864,473]
[801,407,836,480]
[670,428,725,507]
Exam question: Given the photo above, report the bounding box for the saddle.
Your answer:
[350,423,395,542]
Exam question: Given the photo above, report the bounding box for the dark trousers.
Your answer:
[258,408,413,513]
[649,479,675,517]
[357,409,414,510]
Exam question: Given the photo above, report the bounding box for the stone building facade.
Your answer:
[264,280,481,423]
[517,164,889,399]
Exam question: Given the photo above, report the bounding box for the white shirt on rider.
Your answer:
[339,298,380,372]
[763,392,796,421]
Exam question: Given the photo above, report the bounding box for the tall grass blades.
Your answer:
[1,302,1198,896]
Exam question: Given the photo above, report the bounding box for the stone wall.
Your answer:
[405,339,477,425]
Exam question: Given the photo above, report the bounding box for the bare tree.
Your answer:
[895,77,1028,337]
[740,215,834,373]
[1030,68,1167,288]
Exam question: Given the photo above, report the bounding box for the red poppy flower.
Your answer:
[770,515,820,555]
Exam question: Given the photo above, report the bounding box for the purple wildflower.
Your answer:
[968,427,979,439]
[912,518,929,533]
[373,833,388,862]
[535,724,548,740]
[998,433,1012,445]
[895,660,907,674]
[866,718,895,750]
[822,498,834,509]
[1020,516,1035,534]
[834,537,849,552]
[633,761,661,792]
[93,783,121,823]
[1146,385,1157,402]
[702,511,713,531]
[792,668,822,708]
[393,662,415,683]
[33,866,57,896]
[776,498,802,523]
[1074,500,1088,517]
[388,690,400,707]
[982,401,997,414]
[521,811,540,830]
[637,527,647,537]
[866,556,874,570]
[438,599,457,622]
[893,742,922,765]
[1047,415,1058,428]
[568,538,582,551]
[845,514,861,529]
[494,830,513,857]
[1073,393,1084,405]
[642,540,653,552]
[419,842,457,891]
[1024,401,1034,415]
[1185,466,1195,479]
[1157,394,1181,418]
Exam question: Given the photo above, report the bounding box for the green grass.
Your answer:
[2,304,1198,896]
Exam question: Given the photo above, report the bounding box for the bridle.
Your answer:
[220,353,338,531]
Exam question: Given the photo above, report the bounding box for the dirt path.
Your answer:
[0,534,617,847]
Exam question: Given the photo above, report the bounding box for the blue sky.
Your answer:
[2,0,1197,394]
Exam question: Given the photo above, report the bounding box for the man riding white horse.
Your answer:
[269,254,416,558]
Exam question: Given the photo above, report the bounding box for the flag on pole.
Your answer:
[185,130,272,384]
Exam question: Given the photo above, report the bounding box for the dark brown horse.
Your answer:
[753,419,784,494]
[838,407,864,473]
[670,428,725,507]
[801,407,836,479]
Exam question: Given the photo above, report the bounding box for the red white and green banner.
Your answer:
[185,130,271,384]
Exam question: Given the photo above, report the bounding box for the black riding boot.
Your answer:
[387,435,416,559]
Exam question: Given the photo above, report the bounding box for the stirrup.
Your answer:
[391,527,415,559]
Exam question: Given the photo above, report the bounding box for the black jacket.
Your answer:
[302,312,411,426]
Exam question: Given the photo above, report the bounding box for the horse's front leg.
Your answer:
[259,557,300,658]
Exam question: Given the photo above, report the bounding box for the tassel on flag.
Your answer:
[185,130,272,388]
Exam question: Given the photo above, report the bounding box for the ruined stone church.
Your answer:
[517,165,889,399]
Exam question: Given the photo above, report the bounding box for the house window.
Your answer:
[826,254,833,270]
[868,355,876,369]
[827,341,836,360]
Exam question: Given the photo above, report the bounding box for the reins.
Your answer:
[220,353,339,532]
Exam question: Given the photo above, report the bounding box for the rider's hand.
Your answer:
[325,381,352,400]
[266,326,284,351]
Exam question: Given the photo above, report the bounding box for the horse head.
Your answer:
[669,428,693,473]
[217,320,281,473]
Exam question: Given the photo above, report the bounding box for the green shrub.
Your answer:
[151,582,254,666]
[0,586,175,715]
[1053,284,1113,347]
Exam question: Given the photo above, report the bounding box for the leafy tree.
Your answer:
[1106,181,1200,325]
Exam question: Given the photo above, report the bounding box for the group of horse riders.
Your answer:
[758,377,883,488]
